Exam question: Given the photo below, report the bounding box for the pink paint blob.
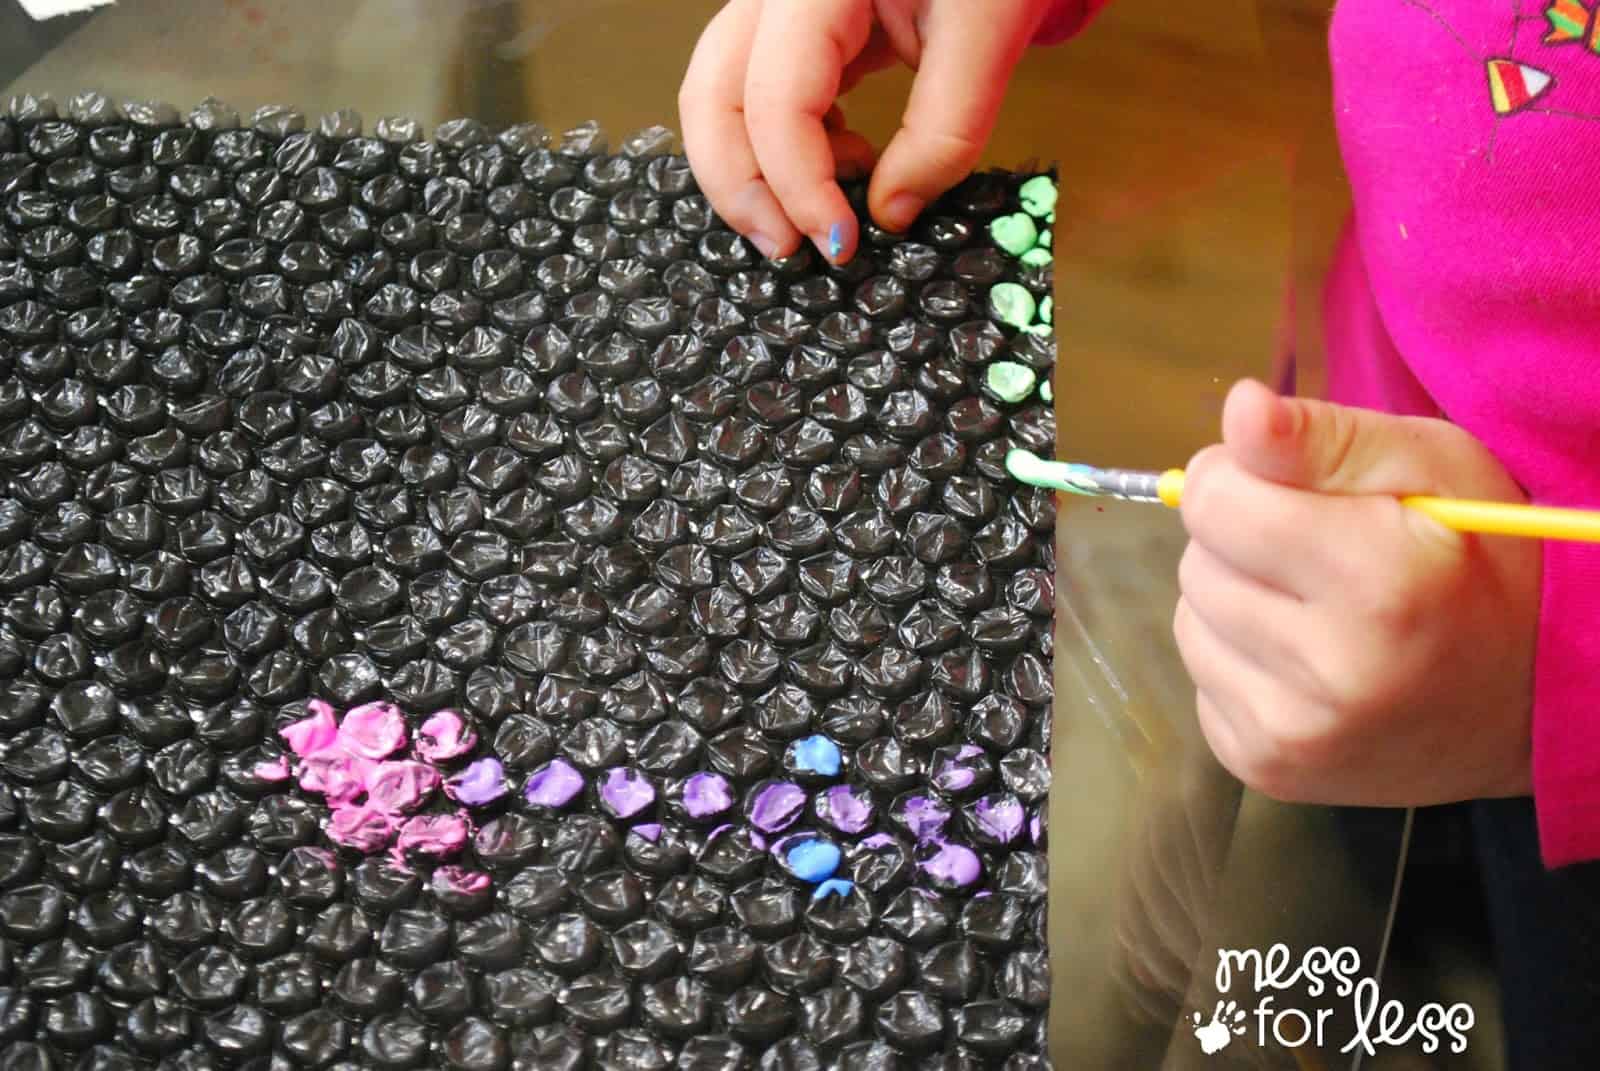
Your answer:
[416,709,477,762]
[433,865,492,894]
[317,755,375,807]
[253,756,290,782]
[326,804,398,852]
[366,760,440,814]
[395,814,469,860]
[280,705,339,757]
[339,701,408,759]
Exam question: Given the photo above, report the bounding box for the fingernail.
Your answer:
[883,193,925,232]
[826,222,846,261]
[749,232,780,260]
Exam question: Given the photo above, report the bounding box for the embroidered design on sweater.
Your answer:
[1400,0,1600,120]
[1487,57,1556,112]
[1544,0,1600,50]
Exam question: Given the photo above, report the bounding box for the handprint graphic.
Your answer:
[1191,1000,1249,1056]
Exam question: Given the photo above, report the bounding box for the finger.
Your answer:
[838,24,897,95]
[1174,599,1295,793]
[866,2,1038,231]
[1177,541,1314,688]
[745,0,875,262]
[679,0,802,259]
[1184,438,1395,598]
[1221,378,1511,502]
[824,106,879,180]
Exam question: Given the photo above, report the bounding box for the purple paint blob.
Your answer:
[747,781,807,833]
[971,794,1025,843]
[931,745,987,793]
[599,768,656,819]
[815,784,874,835]
[395,814,469,860]
[1030,811,1044,846]
[281,705,339,757]
[339,701,408,759]
[366,760,440,814]
[860,833,898,851]
[894,795,951,841]
[433,865,492,894]
[326,805,398,852]
[681,772,734,818]
[917,841,982,888]
[416,709,477,762]
[446,757,508,806]
[525,759,585,808]
[632,823,663,843]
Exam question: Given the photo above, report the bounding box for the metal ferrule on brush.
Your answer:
[1077,467,1166,503]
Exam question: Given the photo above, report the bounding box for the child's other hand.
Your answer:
[1176,381,1542,807]
[678,0,1053,262]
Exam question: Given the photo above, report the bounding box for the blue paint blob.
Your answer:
[812,878,853,902]
[785,839,841,883]
[791,734,842,777]
[828,222,845,260]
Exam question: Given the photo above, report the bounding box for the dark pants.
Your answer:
[1342,800,1600,1069]
[1474,797,1600,1070]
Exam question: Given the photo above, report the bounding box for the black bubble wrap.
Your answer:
[0,100,1056,1071]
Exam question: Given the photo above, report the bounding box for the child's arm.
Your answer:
[678,0,1072,263]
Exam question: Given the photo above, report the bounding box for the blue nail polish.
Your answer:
[828,222,844,260]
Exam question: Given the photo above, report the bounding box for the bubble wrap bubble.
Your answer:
[0,98,1056,1071]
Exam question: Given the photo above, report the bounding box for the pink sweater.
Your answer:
[1042,0,1600,867]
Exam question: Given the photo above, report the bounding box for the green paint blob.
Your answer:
[1024,322,1054,337]
[1046,211,1055,224]
[1020,247,1053,268]
[1038,228,1051,248]
[1039,296,1052,324]
[1039,379,1053,403]
[989,213,1038,257]
[986,361,1037,403]
[989,282,1036,329]
[1019,176,1058,220]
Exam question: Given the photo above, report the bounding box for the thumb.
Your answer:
[1219,378,1490,497]
[865,3,1039,232]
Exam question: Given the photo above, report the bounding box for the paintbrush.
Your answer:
[1005,449,1600,544]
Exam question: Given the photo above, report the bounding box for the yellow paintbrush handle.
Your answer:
[1400,496,1600,544]
[1155,468,1600,544]
[1156,470,1185,508]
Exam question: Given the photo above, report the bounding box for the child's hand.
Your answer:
[678,0,1053,262]
[1176,380,1542,807]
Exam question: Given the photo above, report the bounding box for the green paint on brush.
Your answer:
[1019,176,1058,219]
[985,361,1037,403]
[1039,296,1052,324]
[1039,379,1053,403]
[989,213,1038,257]
[989,282,1036,330]
[1020,247,1053,268]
